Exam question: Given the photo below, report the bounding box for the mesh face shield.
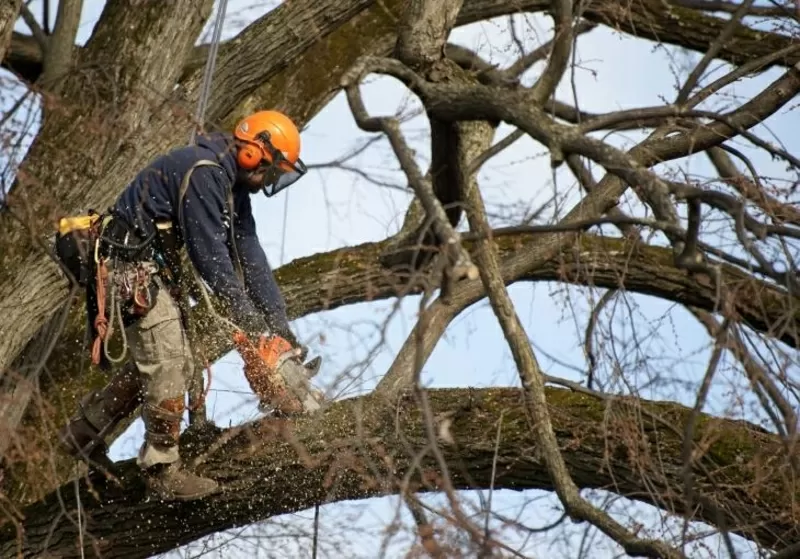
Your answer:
[255,131,307,197]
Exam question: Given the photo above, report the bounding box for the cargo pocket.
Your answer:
[128,287,187,369]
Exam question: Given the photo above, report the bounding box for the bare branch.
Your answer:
[507,21,596,79]
[466,129,525,175]
[38,0,83,89]
[340,64,479,284]
[460,114,684,556]
[685,43,800,109]
[445,20,597,88]
[565,153,642,239]
[690,309,799,448]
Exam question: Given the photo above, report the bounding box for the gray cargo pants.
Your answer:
[126,276,194,469]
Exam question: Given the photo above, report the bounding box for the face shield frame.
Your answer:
[253,131,307,198]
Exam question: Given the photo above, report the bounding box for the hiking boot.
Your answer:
[143,460,219,501]
[137,396,219,501]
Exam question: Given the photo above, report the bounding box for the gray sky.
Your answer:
[3,1,798,557]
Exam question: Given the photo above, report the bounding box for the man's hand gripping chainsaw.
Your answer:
[233,331,324,415]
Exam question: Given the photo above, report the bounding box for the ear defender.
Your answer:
[236,142,263,170]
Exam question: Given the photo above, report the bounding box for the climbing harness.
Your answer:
[55,211,161,368]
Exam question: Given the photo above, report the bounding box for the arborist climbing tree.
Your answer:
[54,110,324,502]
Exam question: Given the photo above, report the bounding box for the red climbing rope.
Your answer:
[91,258,109,366]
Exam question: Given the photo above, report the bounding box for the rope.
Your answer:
[185,1,229,414]
[190,0,229,143]
[91,259,109,365]
[90,257,128,366]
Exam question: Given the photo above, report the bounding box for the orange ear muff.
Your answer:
[237,142,263,170]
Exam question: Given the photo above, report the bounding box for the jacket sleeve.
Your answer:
[232,194,296,344]
[178,165,268,336]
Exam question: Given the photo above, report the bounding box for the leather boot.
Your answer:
[139,397,219,501]
[58,362,143,470]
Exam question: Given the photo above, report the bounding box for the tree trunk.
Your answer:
[0,386,793,558]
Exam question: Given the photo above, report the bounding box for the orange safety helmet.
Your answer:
[233,110,307,197]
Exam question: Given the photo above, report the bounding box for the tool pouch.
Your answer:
[54,213,102,287]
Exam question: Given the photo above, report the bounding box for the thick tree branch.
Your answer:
[582,0,799,69]
[668,0,797,17]
[1,387,795,557]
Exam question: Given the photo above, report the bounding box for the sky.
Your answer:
[2,1,799,557]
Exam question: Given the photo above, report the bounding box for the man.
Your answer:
[55,110,323,501]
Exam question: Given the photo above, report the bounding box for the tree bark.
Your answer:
[0,0,21,64]
[0,386,794,558]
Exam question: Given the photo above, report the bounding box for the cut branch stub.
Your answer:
[393,0,465,70]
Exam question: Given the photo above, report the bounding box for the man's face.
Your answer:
[237,167,267,194]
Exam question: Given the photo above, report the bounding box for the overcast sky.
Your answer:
[3,1,798,557]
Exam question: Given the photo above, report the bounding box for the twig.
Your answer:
[679,317,734,556]
[466,129,525,175]
[584,290,618,390]
[483,410,504,555]
[708,146,800,225]
[506,21,596,80]
[685,43,800,109]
